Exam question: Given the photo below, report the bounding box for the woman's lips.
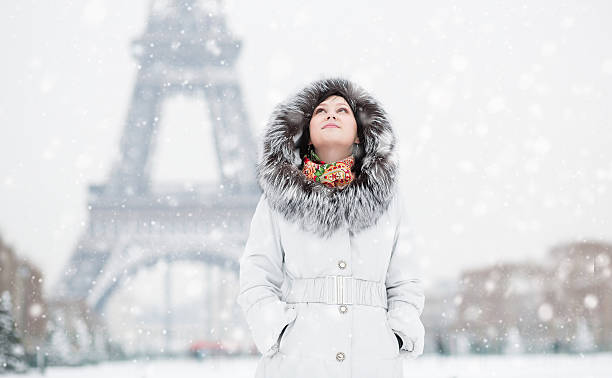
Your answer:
[323,123,339,128]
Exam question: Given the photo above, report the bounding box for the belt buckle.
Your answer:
[335,275,353,305]
[325,275,354,305]
[336,275,343,304]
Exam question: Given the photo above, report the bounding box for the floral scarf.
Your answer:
[302,147,355,189]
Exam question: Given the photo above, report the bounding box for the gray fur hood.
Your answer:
[255,77,400,239]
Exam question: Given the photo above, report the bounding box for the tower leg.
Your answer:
[164,259,172,354]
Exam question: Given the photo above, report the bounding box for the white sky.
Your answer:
[1,0,611,296]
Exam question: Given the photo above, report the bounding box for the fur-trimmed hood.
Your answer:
[256,77,400,239]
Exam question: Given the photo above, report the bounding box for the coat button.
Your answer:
[336,352,345,362]
[338,260,347,269]
[339,305,348,314]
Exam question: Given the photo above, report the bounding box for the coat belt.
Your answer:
[281,276,388,309]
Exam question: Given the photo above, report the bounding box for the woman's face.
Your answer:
[308,95,359,151]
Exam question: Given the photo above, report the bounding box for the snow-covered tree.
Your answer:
[455,332,471,355]
[573,316,596,353]
[0,291,28,373]
[503,326,525,354]
[45,312,78,366]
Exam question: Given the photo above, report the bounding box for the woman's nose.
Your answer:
[326,113,336,119]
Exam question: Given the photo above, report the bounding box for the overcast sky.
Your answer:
[1,0,611,296]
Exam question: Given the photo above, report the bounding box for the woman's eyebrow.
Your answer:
[316,103,348,108]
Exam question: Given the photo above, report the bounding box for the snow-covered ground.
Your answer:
[4,353,611,378]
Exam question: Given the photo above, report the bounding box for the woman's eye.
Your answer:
[315,108,324,114]
[339,108,347,112]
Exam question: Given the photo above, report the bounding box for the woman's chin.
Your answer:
[316,139,352,147]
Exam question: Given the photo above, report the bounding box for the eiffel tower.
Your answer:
[53,0,260,352]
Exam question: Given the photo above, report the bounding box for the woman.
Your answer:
[237,77,425,378]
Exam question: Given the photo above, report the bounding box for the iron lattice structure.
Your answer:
[53,0,260,351]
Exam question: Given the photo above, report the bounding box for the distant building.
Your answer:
[545,240,612,352]
[454,261,551,353]
[0,235,47,361]
[450,240,612,354]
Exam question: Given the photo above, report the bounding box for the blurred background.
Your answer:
[1,0,611,376]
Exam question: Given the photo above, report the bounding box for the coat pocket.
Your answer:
[278,308,299,352]
[384,313,401,357]
[278,318,296,351]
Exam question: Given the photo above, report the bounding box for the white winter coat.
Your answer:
[236,78,425,378]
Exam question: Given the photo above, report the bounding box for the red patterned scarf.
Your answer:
[302,147,355,189]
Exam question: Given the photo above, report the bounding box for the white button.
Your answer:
[339,305,348,314]
[338,260,347,269]
[336,352,345,361]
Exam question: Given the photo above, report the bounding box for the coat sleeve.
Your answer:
[236,194,297,356]
[385,191,426,358]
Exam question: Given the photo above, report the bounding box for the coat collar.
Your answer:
[256,77,399,238]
